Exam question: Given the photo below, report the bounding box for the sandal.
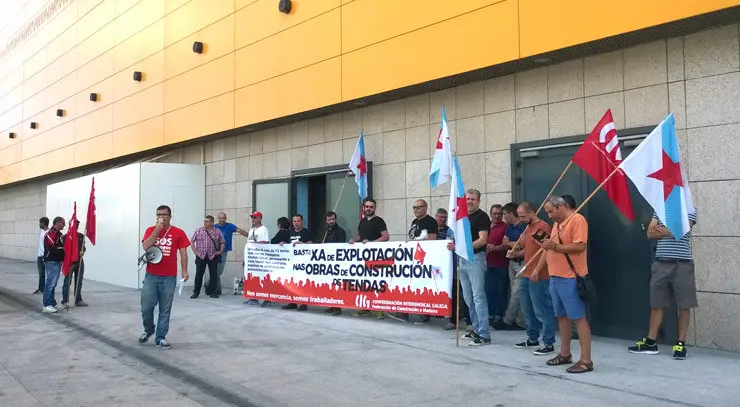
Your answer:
[546,353,572,366]
[566,360,594,374]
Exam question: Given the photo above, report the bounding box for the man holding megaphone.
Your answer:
[138,205,190,350]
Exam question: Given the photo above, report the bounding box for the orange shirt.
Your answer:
[546,213,589,279]
[521,219,552,280]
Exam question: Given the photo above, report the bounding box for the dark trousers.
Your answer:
[450,266,470,324]
[36,257,45,292]
[485,266,509,319]
[194,257,219,295]
[62,259,85,304]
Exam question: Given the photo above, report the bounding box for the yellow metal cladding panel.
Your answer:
[45,51,78,90]
[114,19,165,71]
[163,52,234,113]
[23,68,47,101]
[22,134,45,161]
[0,144,21,167]
[342,0,502,53]
[0,105,23,134]
[164,0,234,46]
[76,77,115,118]
[21,155,45,180]
[0,163,21,184]
[165,0,189,14]
[75,23,115,70]
[1,64,23,96]
[115,0,165,44]
[113,50,164,102]
[234,57,341,126]
[234,9,340,89]
[78,0,115,41]
[342,1,519,100]
[111,115,164,156]
[44,145,76,175]
[22,91,47,119]
[235,0,259,11]
[23,47,48,80]
[234,0,339,49]
[0,86,23,116]
[519,0,740,57]
[115,0,141,17]
[46,26,78,70]
[164,91,234,144]
[74,132,114,166]
[75,104,114,142]
[164,14,235,80]
[77,0,107,18]
[76,49,115,93]
[44,121,76,153]
[46,73,77,109]
[113,83,164,129]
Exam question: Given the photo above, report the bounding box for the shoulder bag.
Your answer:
[205,229,222,263]
[557,232,599,306]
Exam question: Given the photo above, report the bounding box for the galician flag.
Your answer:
[447,155,474,262]
[349,131,368,200]
[429,107,452,189]
[619,114,695,239]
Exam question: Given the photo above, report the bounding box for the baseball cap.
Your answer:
[250,211,263,218]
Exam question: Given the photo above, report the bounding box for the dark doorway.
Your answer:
[512,130,677,343]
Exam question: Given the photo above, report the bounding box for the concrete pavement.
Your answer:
[1,257,739,407]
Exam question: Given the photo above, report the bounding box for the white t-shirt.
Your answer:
[38,229,46,257]
[247,225,270,243]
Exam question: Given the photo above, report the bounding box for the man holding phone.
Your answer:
[512,202,556,355]
[139,205,190,349]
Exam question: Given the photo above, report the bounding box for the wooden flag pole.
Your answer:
[517,164,624,276]
[321,170,351,244]
[455,263,461,347]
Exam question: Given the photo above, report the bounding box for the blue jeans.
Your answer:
[459,252,489,339]
[42,261,61,307]
[485,266,508,319]
[550,276,586,320]
[520,278,556,345]
[141,273,177,343]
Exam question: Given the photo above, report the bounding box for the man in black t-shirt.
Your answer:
[323,211,347,316]
[350,198,389,318]
[449,189,492,346]
[282,214,313,311]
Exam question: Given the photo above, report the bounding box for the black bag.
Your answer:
[557,234,599,306]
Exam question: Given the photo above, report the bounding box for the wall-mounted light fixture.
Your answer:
[56,109,65,117]
[8,132,16,139]
[30,122,38,129]
[278,0,292,14]
[192,41,204,54]
[133,71,142,81]
[89,93,98,101]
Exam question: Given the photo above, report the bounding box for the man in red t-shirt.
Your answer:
[138,205,190,349]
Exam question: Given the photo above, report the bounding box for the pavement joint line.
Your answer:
[0,285,262,407]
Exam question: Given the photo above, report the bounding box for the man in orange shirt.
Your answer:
[533,195,593,374]
[510,201,556,355]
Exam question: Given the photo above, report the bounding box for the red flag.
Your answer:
[62,203,79,277]
[86,177,96,245]
[572,110,634,221]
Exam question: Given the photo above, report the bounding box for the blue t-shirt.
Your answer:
[214,222,238,252]
[505,222,526,242]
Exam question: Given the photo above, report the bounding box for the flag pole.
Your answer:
[455,259,461,347]
[517,164,623,277]
[321,170,352,243]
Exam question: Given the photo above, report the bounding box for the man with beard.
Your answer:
[350,198,389,318]
[281,214,312,311]
[323,211,347,316]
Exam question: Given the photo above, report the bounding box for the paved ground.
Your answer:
[1,258,740,407]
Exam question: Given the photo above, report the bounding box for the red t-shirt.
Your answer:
[141,225,190,277]
[486,221,508,268]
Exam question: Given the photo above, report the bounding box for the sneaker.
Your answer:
[33,289,42,294]
[443,322,456,330]
[331,308,342,316]
[355,310,370,317]
[491,319,508,330]
[533,345,555,355]
[375,312,386,320]
[260,301,272,308]
[628,337,659,355]
[673,342,687,360]
[190,293,199,299]
[42,306,58,313]
[515,339,539,349]
[461,331,479,340]
[324,307,336,314]
[388,313,409,323]
[282,303,298,310]
[138,332,153,344]
[469,336,492,346]
[156,339,171,349]
[244,299,259,305]
[297,305,308,311]
[75,300,88,307]
[414,315,431,325]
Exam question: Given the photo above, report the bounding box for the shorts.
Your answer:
[549,276,586,320]
[650,260,698,309]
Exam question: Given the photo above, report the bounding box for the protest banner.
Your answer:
[244,241,453,316]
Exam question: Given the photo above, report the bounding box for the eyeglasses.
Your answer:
[412,206,426,210]
[156,213,171,217]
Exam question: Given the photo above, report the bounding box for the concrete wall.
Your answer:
[1,24,738,351]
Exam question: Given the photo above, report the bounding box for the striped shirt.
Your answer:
[654,211,697,260]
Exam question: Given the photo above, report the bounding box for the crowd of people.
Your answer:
[37,190,698,371]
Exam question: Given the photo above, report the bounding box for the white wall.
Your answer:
[139,163,205,288]
[46,163,205,289]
